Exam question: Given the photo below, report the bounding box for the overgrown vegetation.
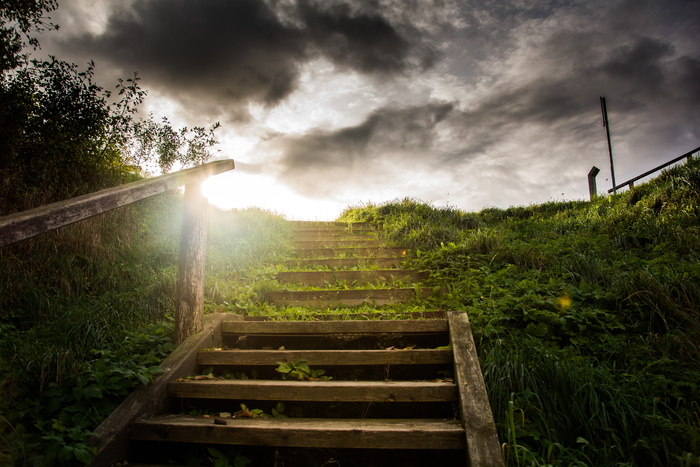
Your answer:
[0,202,291,464]
[0,3,293,463]
[339,158,700,465]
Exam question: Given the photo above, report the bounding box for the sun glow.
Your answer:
[202,171,342,221]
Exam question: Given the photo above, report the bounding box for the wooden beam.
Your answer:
[0,159,234,247]
[221,319,448,335]
[168,380,458,402]
[90,313,233,466]
[294,247,406,258]
[448,312,503,467]
[129,416,466,450]
[264,288,426,307]
[198,349,453,366]
[284,257,404,269]
[173,181,208,344]
[276,270,428,286]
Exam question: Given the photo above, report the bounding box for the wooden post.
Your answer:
[587,166,600,201]
[448,311,504,466]
[174,181,209,344]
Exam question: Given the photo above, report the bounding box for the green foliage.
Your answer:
[206,446,252,467]
[4,323,173,466]
[339,159,700,466]
[338,197,480,250]
[0,198,288,464]
[0,0,58,72]
[0,56,220,214]
[276,359,332,381]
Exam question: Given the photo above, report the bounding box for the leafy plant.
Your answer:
[276,359,332,381]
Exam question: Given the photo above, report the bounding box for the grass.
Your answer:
[2,158,699,465]
[337,158,700,465]
[0,194,291,465]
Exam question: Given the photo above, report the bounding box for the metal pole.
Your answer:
[600,97,617,194]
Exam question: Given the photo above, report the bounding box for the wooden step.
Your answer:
[294,247,406,259]
[130,416,466,450]
[221,319,448,335]
[292,239,382,249]
[277,269,428,286]
[290,221,373,231]
[293,232,377,241]
[198,349,452,366]
[265,288,428,307]
[284,257,405,269]
[168,380,458,402]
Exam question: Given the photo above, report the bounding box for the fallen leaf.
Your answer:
[233,409,254,419]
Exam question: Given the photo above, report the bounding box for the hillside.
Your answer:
[338,157,700,465]
[0,157,698,465]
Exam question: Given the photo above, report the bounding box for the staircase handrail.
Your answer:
[0,159,235,342]
[607,145,699,193]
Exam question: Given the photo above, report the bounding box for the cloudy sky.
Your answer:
[37,0,700,219]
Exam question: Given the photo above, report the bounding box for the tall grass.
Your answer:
[338,197,480,250]
[0,192,290,465]
[340,158,700,465]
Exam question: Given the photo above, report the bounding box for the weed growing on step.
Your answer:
[276,359,332,381]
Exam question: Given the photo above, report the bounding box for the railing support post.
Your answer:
[588,166,600,201]
[174,181,209,344]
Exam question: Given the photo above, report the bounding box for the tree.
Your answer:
[0,0,58,72]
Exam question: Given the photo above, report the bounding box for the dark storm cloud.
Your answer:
[60,0,443,115]
[297,0,437,74]
[270,0,700,197]
[272,102,454,191]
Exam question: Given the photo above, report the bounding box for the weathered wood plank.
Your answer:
[0,160,234,247]
[168,380,458,402]
[448,311,503,467]
[276,269,428,286]
[221,319,448,335]
[292,239,382,248]
[292,232,377,241]
[293,247,406,259]
[265,288,425,307]
[130,416,466,450]
[289,221,372,231]
[284,257,405,269]
[91,313,234,466]
[198,349,452,366]
[173,182,208,344]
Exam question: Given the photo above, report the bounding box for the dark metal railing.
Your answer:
[607,146,699,193]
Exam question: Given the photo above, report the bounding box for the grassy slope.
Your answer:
[2,159,698,465]
[339,158,700,466]
[0,196,291,465]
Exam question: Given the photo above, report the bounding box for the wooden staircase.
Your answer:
[93,222,502,466]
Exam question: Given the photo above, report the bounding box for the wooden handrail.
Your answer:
[0,159,234,343]
[607,146,699,193]
[0,159,234,247]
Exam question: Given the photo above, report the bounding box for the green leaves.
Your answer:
[276,359,332,381]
